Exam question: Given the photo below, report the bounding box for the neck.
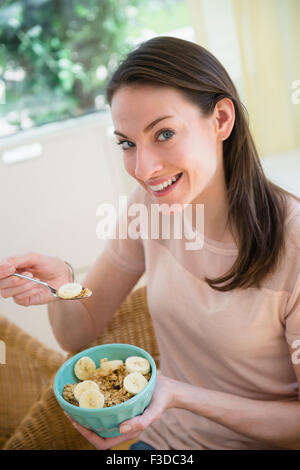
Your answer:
[190,165,235,244]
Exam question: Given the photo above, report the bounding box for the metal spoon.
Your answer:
[12,273,92,299]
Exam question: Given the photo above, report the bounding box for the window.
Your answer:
[0,0,192,138]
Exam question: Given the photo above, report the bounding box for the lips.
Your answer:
[147,172,182,186]
[148,172,183,197]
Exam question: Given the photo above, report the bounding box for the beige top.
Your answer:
[104,184,300,450]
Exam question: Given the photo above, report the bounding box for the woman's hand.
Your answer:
[0,252,73,306]
[64,374,180,450]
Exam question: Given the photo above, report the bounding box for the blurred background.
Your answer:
[0,0,299,354]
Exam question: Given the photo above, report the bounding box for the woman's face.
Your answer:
[111,84,231,210]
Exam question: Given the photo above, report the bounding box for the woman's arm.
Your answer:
[169,342,300,450]
[48,251,144,352]
[172,380,300,450]
[65,369,300,450]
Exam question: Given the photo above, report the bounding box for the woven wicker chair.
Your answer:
[0,285,160,450]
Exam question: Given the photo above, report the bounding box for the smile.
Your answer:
[148,172,183,196]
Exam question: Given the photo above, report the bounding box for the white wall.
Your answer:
[0,111,142,355]
[261,148,300,197]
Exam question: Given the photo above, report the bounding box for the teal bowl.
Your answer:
[53,343,157,438]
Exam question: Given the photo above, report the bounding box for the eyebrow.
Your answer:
[113,115,173,139]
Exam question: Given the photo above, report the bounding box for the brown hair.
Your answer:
[106,36,297,291]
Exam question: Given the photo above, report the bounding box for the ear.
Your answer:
[213,97,235,141]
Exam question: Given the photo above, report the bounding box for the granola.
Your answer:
[75,287,91,298]
[63,363,151,408]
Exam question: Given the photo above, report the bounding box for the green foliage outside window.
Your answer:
[0,0,144,133]
[0,0,190,136]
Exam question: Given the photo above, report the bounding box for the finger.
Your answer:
[72,419,140,449]
[64,413,107,449]
[0,271,33,291]
[64,413,140,450]
[120,405,160,434]
[0,261,16,281]
[4,252,38,270]
[13,285,38,301]
[102,430,141,449]
[0,265,35,286]
[0,273,35,297]
[0,252,40,281]
[14,285,45,306]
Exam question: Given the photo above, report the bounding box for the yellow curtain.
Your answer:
[186,0,300,157]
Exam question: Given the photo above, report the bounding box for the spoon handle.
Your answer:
[12,273,57,294]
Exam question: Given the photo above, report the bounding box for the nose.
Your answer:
[134,145,164,181]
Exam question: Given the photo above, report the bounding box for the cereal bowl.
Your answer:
[53,343,157,438]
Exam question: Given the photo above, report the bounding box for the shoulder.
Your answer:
[259,195,299,294]
[284,195,300,252]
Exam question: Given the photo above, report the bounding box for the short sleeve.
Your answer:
[102,185,146,275]
[284,204,300,347]
[285,274,300,347]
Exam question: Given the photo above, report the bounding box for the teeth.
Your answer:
[149,173,181,191]
[150,180,172,191]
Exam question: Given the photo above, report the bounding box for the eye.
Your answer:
[116,140,135,150]
[157,129,175,141]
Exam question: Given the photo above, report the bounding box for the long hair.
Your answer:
[105,36,297,291]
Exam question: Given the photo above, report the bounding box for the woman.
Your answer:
[0,36,300,450]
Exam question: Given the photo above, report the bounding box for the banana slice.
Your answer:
[73,380,100,402]
[100,359,123,375]
[125,356,150,375]
[79,389,105,409]
[123,372,148,395]
[74,356,96,380]
[58,282,83,299]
